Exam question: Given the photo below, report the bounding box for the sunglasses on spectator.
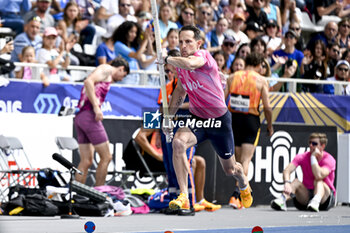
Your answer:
[165,69,173,74]
[309,141,318,146]
[267,25,276,28]
[254,0,264,2]
[337,67,349,72]
[289,27,300,31]
[341,24,350,28]
[261,63,267,68]
[201,11,211,16]
[332,49,340,54]
[183,11,194,16]
[224,42,235,47]
[120,3,131,7]
[285,34,295,39]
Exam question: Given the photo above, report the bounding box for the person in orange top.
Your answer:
[225,52,274,209]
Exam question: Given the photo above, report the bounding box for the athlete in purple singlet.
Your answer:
[162,25,253,210]
[75,58,129,186]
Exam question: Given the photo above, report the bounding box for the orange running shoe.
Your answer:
[199,199,221,212]
[169,193,190,210]
[229,196,242,209]
[240,185,253,208]
[193,203,205,212]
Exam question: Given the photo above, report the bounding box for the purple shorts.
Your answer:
[74,110,108,145]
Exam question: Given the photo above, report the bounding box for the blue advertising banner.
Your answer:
[0,81,160,117]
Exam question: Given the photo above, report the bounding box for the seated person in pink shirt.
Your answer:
[271,132,336,212]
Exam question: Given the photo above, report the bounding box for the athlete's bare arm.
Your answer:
[259,77,274,136]
[84,64,112,121]
[224,75,234,100]
[135,128,163,162]
[167,55,205,70]
[168,78,187,117]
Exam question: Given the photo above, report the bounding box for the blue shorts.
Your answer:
[189,110,234,160]
[74,110,108,145]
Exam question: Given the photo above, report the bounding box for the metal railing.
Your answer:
[11,62,350,94]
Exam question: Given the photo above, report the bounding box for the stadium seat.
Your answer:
[300,12,324,32]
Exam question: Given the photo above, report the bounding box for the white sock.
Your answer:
[240,185,248,191]
[198,199,205,204]
[280,194,286,202]
[312,194,321,204]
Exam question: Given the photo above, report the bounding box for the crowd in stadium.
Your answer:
[0,0,349,94]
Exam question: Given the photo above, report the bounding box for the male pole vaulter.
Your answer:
[161,25,253,211]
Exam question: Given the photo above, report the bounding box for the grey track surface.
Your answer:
[0,205,349,233]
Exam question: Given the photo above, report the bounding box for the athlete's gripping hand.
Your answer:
[162,117,174,143]
[93,107,103,121]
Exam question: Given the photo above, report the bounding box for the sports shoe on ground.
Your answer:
[307,199,320,212]
[229,196,242,209]
[194,203,205,212]
[270,198,287,211]
[113,201,133,216]
[199,199,221,212]
[169,193,190,210]
[240,185,253,208]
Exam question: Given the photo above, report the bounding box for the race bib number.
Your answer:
[230,94,250,113]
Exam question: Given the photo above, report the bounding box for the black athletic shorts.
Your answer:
[231,112,260,146]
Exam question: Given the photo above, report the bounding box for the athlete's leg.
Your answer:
[76,143,94,184]
[238,143,256,176]
[192,155,205,201]
[172,127,197,196]
[315,180,331,204]
[292,179,310,205]
[94,141,113,186]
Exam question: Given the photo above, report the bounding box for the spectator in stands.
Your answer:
[271,30,304,68]
[0,0,31,35]
[213,50,227,74]
[113,21,150,85]
[210,0,224,22]
[140,29,158,86]
[326,42,341,77]
[271,133,336,212]
[314,0,342,25]
[159,3,178,40]
[301,40,328,93]
[36,27,73,82]
[250,36,267,58]
[262,19,282,56]
[289,20,305,51]
[95,0,120,27]
[280,0,301,34]
[58,1,96,47]
[235,43,251,59]
[11,16,42,63]
[270,58,299,92]
[164,28,179,55]
[75,58,129,187]
[341,49,350,67]
[0,40,14,56]
[223,0,246,26]
[337,18,350,54]
[221,37,237,72]
[23,0,55,34]
[245,22,264,41]
[230,56,245,74]
[196,2,214,34]
[207,17,230,53]
[307,22,338,50]
[176,3,196,28]
[245,0,269,30]
[260,58,272,77]
[137,11,152,31]
[225,12,249,46]
[107,0,137,33]
[324,60,350,95]
[263,0,282,31]
[15,46,49,87]
[95,26,116,66]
